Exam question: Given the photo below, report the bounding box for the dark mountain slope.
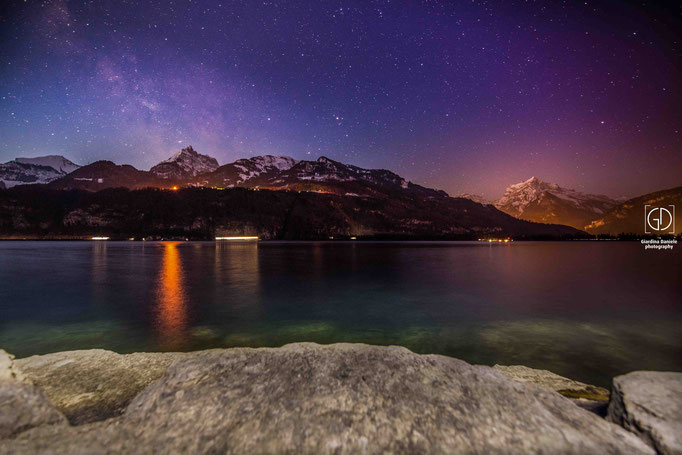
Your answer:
[48,161,165,190]
[0,186,583,240]
[585,186,681,235]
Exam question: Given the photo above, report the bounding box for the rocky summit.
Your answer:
[0,343,662,454]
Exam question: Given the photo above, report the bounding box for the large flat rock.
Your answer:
[15,349,184,424]
[608,371,682,455]
[3,343,653,454]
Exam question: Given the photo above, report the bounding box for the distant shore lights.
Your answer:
[215,236,259,241]
[478,237,512,243]
[91,237,110,240]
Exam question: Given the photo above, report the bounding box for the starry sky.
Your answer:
[0,0,680,199]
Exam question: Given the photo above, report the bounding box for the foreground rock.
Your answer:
[494,364,610,415]
[608,371,682,455]
[15,349,184,424]
[2,343,653,454]
[0,350,66,438]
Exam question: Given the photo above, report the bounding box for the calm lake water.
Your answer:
[1,241,680,386]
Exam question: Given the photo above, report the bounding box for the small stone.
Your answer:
[0,349,27,383]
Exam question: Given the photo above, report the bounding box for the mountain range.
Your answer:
[44,147,450,202]
[0,147,581,239]
[0,147,678,236]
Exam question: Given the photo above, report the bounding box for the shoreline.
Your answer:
[0,237,666,241]
[2,343,679,454]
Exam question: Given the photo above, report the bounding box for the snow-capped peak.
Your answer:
[506,176,556,192]
[15,155,80,174]
[496,177,617,215]
[151,146,219,178]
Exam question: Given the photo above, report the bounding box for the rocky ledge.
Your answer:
[0,343,678,454]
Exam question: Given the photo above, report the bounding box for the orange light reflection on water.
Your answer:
[156,242,188,350]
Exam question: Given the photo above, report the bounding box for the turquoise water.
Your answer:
[1,241,680,387]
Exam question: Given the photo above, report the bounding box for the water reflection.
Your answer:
[213,242,261,309]
[156,242,187,349]
[1,241,680,386]
[90,241,108,304]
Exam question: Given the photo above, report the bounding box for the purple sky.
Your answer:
[0,0,680,199]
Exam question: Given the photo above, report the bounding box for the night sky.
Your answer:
[1,1,680,199]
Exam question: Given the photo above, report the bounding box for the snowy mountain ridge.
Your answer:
[232,155,298,183]
[0,155,81,188]
[195,154,448,199]
[15,155,80,174]
[278,156,409,188]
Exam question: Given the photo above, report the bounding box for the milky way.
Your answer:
[0,1,680,199]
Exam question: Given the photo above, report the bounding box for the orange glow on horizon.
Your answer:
[156,242,187,349]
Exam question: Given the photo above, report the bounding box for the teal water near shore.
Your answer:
[1,241,680,387]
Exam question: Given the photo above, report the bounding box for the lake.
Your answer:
[1,241,680,387]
